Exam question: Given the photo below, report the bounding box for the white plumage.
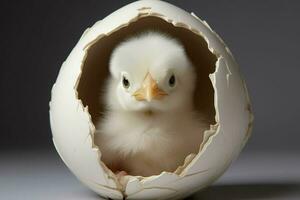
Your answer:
[95,32,209,177]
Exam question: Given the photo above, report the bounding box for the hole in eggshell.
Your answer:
[76,16,217,179]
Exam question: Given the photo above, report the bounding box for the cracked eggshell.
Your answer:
[49,0,253,199]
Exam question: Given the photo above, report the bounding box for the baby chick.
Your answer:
[95,32,209,177]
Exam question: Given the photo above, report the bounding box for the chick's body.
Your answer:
[95,32,209,177]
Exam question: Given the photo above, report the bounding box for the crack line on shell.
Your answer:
[127,186,178,197]
[137,7,152,11]
[85,178,120,191]
[176,168,210,182]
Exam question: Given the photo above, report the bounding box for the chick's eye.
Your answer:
[168,74,176,87]
[122,76,130,89]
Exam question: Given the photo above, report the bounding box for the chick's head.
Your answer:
[108,32,196,112]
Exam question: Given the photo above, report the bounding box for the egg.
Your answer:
[49,0,254,199]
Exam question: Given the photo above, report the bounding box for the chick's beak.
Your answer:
[133,73,167,102]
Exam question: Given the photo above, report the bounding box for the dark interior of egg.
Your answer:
[77,16,217,177]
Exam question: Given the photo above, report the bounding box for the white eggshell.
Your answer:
[49,0,253,199]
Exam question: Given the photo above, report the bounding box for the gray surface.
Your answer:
[1,150,299,200]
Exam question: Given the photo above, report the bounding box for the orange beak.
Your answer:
[133,73,167,101]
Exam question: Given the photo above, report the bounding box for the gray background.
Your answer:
[0,0,299,199]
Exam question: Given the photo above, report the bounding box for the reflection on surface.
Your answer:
[185,183,300,200]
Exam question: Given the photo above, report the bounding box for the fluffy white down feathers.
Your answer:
[95,32,209,177]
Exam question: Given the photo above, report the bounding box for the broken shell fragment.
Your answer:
[49,0,253,199]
